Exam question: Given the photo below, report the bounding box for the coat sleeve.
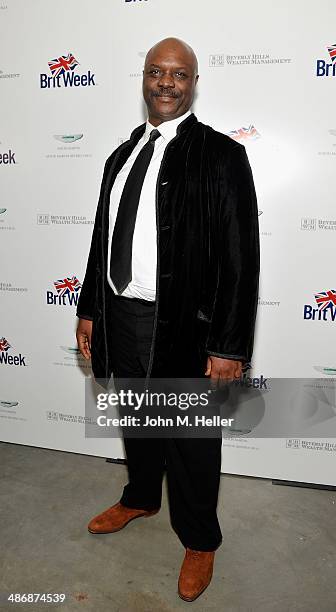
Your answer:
[205,143,260,364]
[76,155,113,321]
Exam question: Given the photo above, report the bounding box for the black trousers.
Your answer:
[109,293,222,552]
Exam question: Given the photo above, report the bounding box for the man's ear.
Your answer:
[195,74,199,84]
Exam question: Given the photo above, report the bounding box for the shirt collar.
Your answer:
[145,109,192,142]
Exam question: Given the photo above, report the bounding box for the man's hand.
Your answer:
[76,318,92,360]
[205,356,242,387]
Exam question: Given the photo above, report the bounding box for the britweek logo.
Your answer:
[0,337,26,366]
[303,289,336,321]
[316,44,336,77]
[226,125,261,143]
[240,373,269,389]
[40,53,95,89]
[46,276,82,306]
[0,149,15,164]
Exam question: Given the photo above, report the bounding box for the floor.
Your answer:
[1,442,336,612]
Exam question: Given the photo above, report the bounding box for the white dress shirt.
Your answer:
[107,110,191,301]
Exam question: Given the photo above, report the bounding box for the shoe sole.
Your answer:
[178,579,211,602]
[88,509,159,534]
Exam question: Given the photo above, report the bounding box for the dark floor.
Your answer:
[1,442,336,611]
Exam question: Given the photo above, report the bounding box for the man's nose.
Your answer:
[158,72,175,89]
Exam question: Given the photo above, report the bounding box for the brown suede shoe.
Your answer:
[178,548,215,602]
[87,502,159,534]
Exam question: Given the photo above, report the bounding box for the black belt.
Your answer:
[112,294,156,307]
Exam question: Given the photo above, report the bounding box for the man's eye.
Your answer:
[149,69,160,75]
[175,72,187,78]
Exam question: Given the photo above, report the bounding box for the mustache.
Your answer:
[151,89,180,98]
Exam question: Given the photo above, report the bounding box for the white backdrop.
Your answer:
[1,0,336,485]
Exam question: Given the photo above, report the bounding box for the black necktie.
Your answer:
[110,128,161,294]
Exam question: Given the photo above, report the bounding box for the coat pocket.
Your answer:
[196,308,212,323]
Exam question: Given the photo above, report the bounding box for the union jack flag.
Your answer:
[0,337,11,352]
[327,44,336,63]
[54,276,82,297]
[226,125,261,142]
[48,53,79,78]
[315,289,336,311]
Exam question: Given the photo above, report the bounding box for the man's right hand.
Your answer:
[76,318,93,360]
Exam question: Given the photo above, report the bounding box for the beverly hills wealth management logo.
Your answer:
[0,337,27,366]
[209,52,291,67]
[37,213,93,226]
[40,53,96,89]
[301,217,336,231]
[304,289,336,322]
[316,44,336,77]
[46,276,82,306]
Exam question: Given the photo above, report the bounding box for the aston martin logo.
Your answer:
[60,346,81,355]
[314,366,336,376]
[0,400,19,408]
[53,134,83,144]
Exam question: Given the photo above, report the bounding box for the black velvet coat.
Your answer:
[76,113,260,381]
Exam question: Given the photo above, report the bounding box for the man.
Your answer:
[76,37,259,602]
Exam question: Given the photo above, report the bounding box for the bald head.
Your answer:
[145,37,198,76]
[142,37,199,126]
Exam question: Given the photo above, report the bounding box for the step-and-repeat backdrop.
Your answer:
[1,0,335,485]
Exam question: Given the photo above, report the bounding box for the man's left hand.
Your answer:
[205,356,242,387]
